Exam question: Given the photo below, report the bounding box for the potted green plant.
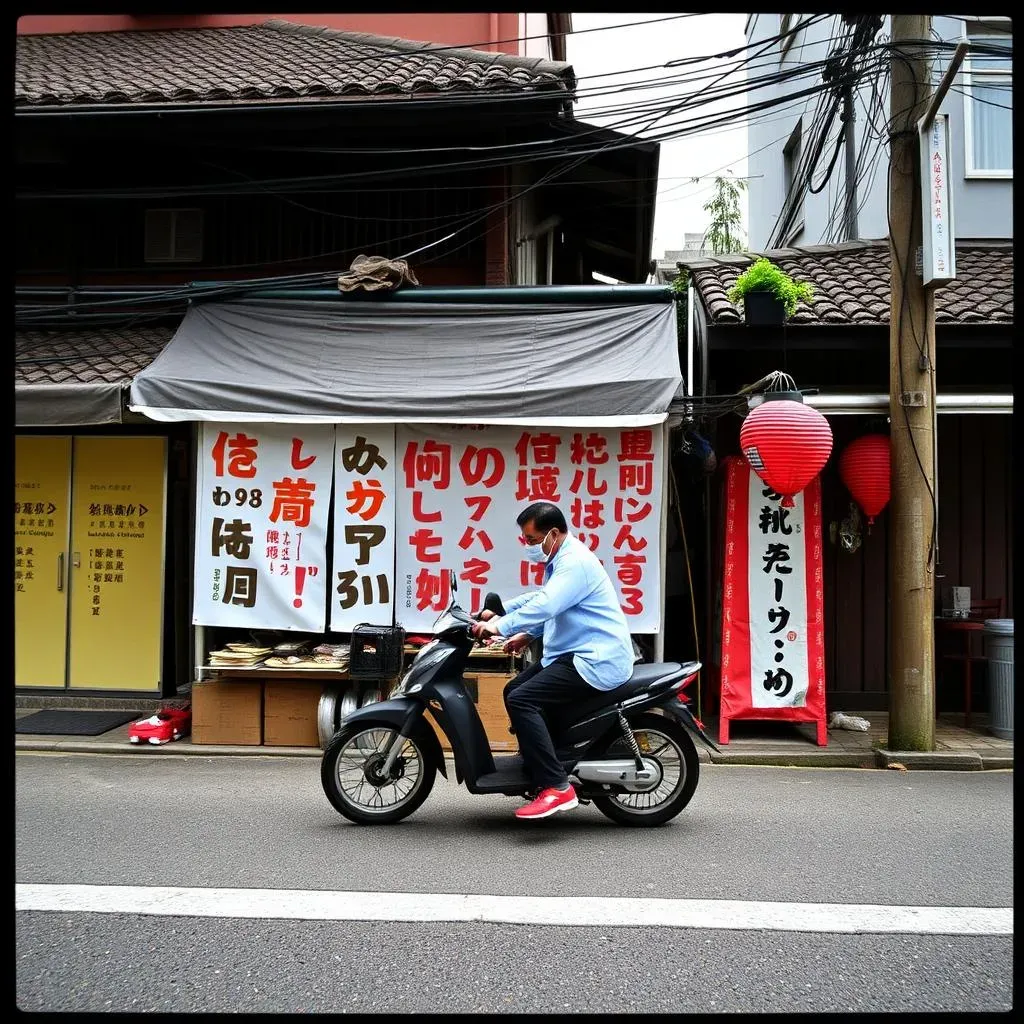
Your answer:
[727,257,815,325]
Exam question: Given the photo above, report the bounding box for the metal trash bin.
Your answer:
[983,619,1014,739]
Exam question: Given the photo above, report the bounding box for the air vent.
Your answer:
[144,208,204,263]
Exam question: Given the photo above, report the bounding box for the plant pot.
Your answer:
[743,290,786,326]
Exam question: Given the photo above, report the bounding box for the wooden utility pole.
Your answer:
[888,15,936,750]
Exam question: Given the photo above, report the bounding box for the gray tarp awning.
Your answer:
[16,325,174,427]
[129,298,682,425]
[16,382,126,427]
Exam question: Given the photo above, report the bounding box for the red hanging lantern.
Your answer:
[838,433,891,525]
[739,391,833,507]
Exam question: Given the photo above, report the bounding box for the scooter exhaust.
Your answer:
[572,756,663,792]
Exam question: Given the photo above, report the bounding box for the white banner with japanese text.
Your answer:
[718,455,826,744]
[193,423,335,631]
[394,424,664,633]
[329,426,397,632]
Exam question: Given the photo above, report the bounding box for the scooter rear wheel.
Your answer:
[321,721,437,825]
[589,712,699,827]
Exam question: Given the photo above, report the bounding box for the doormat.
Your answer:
[15,709,142,736]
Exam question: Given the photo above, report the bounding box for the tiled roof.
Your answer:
[679,239,1013,327]
[15,20,574,107]
[15,326,174,386]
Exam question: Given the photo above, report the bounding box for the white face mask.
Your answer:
[523,529,552,564]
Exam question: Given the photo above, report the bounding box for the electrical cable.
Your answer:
[668,463,702,720]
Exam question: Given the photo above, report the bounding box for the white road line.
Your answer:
[15,885,1013,935]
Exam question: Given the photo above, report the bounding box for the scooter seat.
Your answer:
[568,663,684,722]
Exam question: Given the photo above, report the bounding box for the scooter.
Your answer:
[320,572,718,826]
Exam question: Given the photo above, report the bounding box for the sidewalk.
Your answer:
[14,698,1013,770]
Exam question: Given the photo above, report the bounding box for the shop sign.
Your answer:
[193,423,335,631]
[920,112,956,287]
[330,426,397,632]
[394,424,664,633]
[719,455,826,733]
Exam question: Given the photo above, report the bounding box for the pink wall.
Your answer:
[16,13,524,54]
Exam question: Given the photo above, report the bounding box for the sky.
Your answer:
[565,12,750,260]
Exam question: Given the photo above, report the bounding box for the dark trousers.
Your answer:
[502,654,596,791]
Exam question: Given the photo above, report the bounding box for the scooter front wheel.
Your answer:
[589,712,699,827]
[321,721,437,825]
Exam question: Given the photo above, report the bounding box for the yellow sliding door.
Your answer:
[15,436,72,688]
[67,436,167,691]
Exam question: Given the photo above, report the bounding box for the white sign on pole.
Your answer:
[329,426,397,632]
[920,112,956,287]
[394,424,664,633]
[193,422,335,631]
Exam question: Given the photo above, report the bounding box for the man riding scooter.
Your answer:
[470,501,636,821]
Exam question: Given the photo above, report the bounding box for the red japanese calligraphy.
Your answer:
[570,497,606,529]
[458,445,504,487]
[415,568,451,612]
[460,558,491,585]
[458,526,493,552]
[211,431,258,478]
[403,440,452,490]
[612,524,648,552]
[613,552,647,587]
[515,466,560,501]
[619,463,653,495]
[269,477,316,528]
[617,429,655,462]
[290,438,316,470]
[411,490,442,522]
[569,432,609,465]
[345,478,386,521]
[519,562,546,587]
[569,468,608,495]
[463,495,492,521]
[614,497,653,523]
[514,431,561,464]
[409,527,442,562]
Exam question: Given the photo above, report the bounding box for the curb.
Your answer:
[16,738,1011,771]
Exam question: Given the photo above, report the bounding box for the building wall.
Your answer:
[16,13,525,54]
[745,14,1012,250]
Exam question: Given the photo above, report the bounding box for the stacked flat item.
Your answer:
[207,642,273,667]
[263,641,350,670]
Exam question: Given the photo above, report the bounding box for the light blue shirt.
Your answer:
[491,533,635,691]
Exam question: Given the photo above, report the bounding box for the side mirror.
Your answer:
[449,569,458,595]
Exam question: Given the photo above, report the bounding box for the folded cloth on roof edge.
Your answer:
[337,254,420,293]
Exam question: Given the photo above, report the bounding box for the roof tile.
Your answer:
[15,326,173,386]
[679,239,1012,327]
[15,20,574,107]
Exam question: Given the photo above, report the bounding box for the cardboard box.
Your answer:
[192,678,263,745]
[263,679,325,747]
[476,672,517,752]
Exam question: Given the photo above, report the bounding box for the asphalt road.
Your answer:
[15,752,1014,1013]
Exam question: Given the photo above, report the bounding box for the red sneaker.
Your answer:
[128,706,192,745]
[514,786,578,820]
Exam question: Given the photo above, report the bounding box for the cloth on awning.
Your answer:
[129,297,682,425]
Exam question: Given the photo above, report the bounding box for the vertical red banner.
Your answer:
[718,455,827,744]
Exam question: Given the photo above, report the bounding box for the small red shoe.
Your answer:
[515,786,579,820]
[128,705,192,745]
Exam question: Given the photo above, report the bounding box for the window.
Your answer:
[782,119,804,242]
[963,30,1012,177]
[144,208,204,263]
